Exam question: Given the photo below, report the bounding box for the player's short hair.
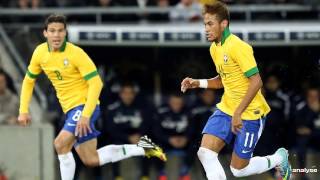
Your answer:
[203,1,230,24]
[44,14,67,30]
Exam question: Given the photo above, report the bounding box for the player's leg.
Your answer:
[54,130,76,180]
[75,135,167,167]
[197,110,234,180]
[230,117,291,180]
[75,105,166,167]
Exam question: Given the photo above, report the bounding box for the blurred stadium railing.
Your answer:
[0,4,319,22]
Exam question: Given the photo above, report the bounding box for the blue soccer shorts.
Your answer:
[202,109,266,159]
[62,105,101,146]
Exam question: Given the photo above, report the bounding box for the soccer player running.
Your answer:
[181,1,291,180]
[17,14,166,180]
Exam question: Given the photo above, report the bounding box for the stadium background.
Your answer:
[0,0,319,180]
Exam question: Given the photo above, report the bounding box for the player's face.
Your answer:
[43,23,66,51]
[204,13,227,42]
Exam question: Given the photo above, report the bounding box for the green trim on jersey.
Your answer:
[26,70,39,79]
[221,27,231,45]
[244,67,259,77]
[84,71,98,80]
[47,38,67,52]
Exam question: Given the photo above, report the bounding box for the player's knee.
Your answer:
[197,147,206,160]
[197,147,217,161]
[82,157,99,168]
[54,138,65,153]
[230,166,247,177]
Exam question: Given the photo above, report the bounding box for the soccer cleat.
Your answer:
[137,135,167,161]
[275,148,292,180]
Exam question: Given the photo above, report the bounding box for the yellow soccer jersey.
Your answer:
[210,28,270,120]
[25,41,99,113]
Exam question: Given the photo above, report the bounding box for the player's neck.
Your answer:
[47,39,67,52]
[215,27,231,45]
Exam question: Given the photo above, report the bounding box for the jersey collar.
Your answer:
[220,27,231,46]
[47,38,67,52]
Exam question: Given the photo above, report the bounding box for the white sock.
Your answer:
[230,154,283,177]
[97,144,145,166]
[58,152,76,180]
[197,147,226,180]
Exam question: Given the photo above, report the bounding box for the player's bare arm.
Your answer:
[75,76,103,138]
[181,75,223,93]
[208,76,223,89]
[231,73,263,134]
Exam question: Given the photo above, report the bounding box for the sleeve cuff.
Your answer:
[27,70,40,79]
[244,67,259,77]
[84,71,98,81]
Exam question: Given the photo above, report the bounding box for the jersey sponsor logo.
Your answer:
[241,150,252,153]
[67,123,76,126]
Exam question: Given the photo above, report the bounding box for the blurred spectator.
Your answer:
[294,87,320,180]
[147,0,170,22]
[169,0,202,22]
[153,93,194,180]
[103,82,150,179]
[115,0,138,6]
[53,0,86,7]
[191,89,217,137]
[0,70,19,125]
[17,0,41,8]
[255,75,289,178]
[98,0,114,7]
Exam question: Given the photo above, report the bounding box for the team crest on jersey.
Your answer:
[63,58,69,67]
[223,54,228,64]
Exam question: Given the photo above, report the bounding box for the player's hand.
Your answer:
[232,112,243,134]
[18,113,31,126]
[180,77,200,93]
[75,116,92,138]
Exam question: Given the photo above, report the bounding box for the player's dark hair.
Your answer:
[203,1,230,24]
[44,14,67,30]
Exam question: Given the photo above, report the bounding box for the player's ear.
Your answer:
[221,20,228,29]
[43,29,47,38]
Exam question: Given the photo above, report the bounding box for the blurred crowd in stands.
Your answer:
[1,0,318,24]
[0,0,317,8]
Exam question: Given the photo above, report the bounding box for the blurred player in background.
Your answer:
[181,1,292,180]
[153,93,194,180]
[104,82,151,180]
[17,14,166,180]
